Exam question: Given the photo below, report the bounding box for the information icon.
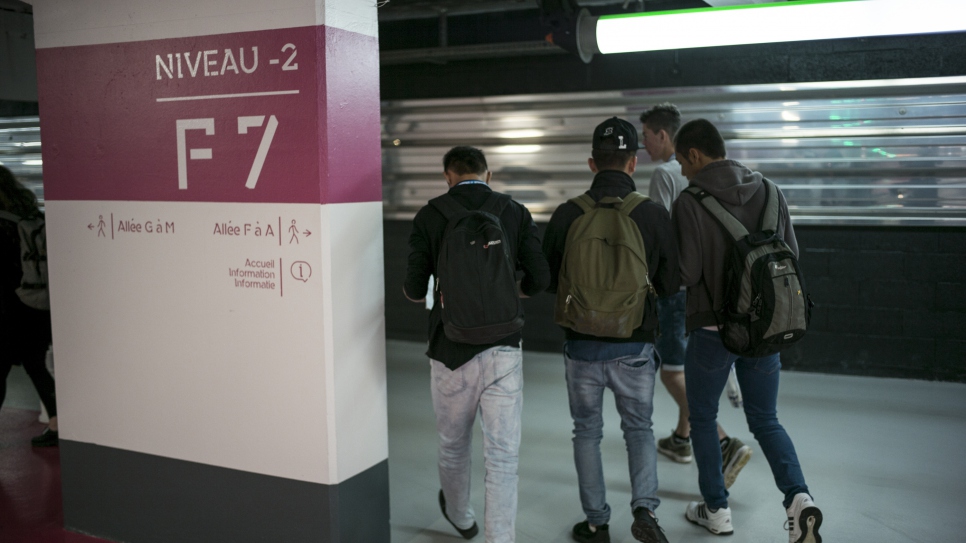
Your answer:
[291,261,312,282]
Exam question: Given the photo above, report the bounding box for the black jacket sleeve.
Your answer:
[515,203,551,296]
[642,203,681,298]
[542,202,578,294]
[404,206,435,300]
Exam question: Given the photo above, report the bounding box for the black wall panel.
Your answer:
[386,219,966,382]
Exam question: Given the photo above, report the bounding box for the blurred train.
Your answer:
[4,75,965,226]
[381,76,966,226]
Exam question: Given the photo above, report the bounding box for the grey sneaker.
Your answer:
[721,437,752,489]
[786,493,822,543]
[657,432,692,463]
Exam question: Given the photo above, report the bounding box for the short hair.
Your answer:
[639,102,681,139]
[674,119,726,160]
[443,146,488,176]
[591,149,637,171]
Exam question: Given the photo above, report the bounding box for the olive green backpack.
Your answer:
[554,192,656,338]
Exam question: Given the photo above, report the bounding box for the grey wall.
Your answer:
[384,219,966,382]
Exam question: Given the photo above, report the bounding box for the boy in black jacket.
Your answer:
[405,146,549,543]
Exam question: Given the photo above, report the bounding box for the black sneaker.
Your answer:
[572,520,610,543]
[631,508,669,543]
[438,490,479,540]
[31,427,58,447]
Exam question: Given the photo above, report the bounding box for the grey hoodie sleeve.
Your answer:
[778,190,799,258]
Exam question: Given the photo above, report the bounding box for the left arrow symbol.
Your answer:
[88,224,94,230]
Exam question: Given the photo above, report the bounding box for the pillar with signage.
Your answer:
[31,1,387,541]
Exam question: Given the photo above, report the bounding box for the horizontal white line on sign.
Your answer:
[156,90,300,102]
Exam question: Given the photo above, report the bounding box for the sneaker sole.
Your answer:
[723,446,752,489]
[685,512,733,536]
[657,447,692,464]
[793,506,822,543]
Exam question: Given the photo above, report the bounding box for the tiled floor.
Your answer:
[3,341,966,542]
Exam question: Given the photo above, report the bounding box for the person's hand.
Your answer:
[403,287,425,303]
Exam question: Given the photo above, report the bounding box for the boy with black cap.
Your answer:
[543,117,679,543]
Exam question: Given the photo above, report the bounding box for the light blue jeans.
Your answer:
[564,341,660,526]
[685,329,810,510]
[431,345,523,543]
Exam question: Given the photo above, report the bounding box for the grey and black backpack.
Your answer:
[430,192,524,345]
[0,210,49,311]
[684,180,812,357]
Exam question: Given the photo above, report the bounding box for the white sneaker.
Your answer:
[685,501,733,535]
[786,493,823,543]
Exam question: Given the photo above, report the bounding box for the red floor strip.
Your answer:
[0,408,110,543]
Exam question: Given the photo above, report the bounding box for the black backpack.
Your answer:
[684,180,812,357]
[430,192,524,345]
[0,210,49,311]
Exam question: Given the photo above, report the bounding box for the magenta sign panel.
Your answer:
[36,26,381,205]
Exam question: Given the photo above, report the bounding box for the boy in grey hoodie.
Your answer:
[671,119,823,543]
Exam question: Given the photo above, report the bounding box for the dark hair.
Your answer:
[591,149,637,171]
[0,166,40,218]
[443,146,488,176]
[639,102,682,139]
[674,119,726,160]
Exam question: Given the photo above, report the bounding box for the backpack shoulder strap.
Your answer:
[682,186,749,241]
[758,179,781,233]
[0,211,21,223]
[617,191,650,216]
[429,193,468,222]
[479,192,511,217]
[568,194,597,214]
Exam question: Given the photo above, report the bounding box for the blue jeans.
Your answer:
[685,329,810,510]
[656,291,687,371]
[564,341,660,525]
[431,346,523,543]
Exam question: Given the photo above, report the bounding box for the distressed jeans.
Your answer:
[564,341,660,526]
[685,328,810,510]
[431,345,523,543]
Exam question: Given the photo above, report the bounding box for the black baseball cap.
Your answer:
[592,117,641,151]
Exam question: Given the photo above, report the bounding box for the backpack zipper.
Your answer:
[785,275,793,334]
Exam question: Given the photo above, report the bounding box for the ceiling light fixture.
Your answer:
[577,0,966,59]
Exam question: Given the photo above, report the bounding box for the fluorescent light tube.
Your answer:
[594,0,966,55]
